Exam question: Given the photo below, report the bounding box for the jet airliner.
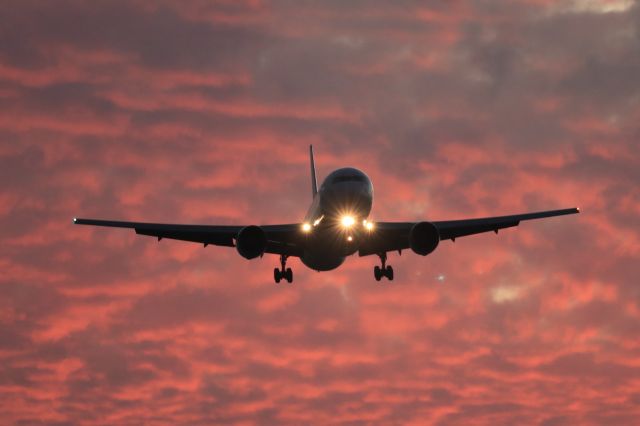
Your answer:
[74,146,579,283]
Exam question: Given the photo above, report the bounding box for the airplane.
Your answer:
[74,146,579,283]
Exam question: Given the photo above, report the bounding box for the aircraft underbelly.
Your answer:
[299,229,358,271]
[300,249,345,271]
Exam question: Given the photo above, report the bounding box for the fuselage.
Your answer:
[300,167,373,271]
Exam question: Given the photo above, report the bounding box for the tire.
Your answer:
[285,268,293,283]
[274,268,281,283]
[386,266,394,281]
[374,266,382,281]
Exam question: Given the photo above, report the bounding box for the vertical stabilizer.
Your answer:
[309,145,318,198]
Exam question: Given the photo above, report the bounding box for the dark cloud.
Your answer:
[0,0,272,70]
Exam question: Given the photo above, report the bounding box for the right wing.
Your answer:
[432,208,580,241]
[73,218,304,257]
[358,207,579,256]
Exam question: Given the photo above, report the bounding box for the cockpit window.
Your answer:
[333,175,367,183]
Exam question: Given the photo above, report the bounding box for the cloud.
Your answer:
[1,0,639,424]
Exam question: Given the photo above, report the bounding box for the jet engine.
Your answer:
[235,225,267,259]
[409,221,440,256]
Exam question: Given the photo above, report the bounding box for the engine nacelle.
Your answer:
[235,225,267,259]
[409,221,440,256]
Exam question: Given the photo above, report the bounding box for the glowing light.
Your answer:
[347,236,353,242]
[365,221,374,231]
[313,215,324,226]
[341,215,355,227]
[302,223,311,232]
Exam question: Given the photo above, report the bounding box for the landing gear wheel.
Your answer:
[274,255,292,284]
[374,252,394,281]
[374,266,382,281]
[385,265,394,281]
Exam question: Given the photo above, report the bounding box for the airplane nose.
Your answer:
[321,183,370,215]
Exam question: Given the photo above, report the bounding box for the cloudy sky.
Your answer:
[1,0,639,424]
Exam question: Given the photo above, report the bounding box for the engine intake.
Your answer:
[236,225,267,259]
[409,221,440,256]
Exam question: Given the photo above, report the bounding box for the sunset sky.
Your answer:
[1,0,639,424]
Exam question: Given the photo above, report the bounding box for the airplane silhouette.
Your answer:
[74,146,579,283]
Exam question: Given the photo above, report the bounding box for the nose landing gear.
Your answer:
[374,252,394,281]
[274,255,293,283]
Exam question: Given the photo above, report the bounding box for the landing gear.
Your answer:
[274,255,293,283]
[374,252,394,281]
[374,266,382,281]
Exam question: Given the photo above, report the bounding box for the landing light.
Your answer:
[363,220,374,231]
[302,223,312,232]
[341,215,355,228]
[347,235,353,242]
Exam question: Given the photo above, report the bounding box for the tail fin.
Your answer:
[309,145,318,198]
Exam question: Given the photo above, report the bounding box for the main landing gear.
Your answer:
[374,252,394,281]
[274,255,293,283]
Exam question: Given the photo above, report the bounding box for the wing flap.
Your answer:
[265,240,304,257]
[435,220,519,241]
[135,228,235,246]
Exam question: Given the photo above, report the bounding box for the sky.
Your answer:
[1,0,639,424]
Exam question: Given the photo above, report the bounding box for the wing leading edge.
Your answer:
[358,207,579,256]
[73,218,304,257]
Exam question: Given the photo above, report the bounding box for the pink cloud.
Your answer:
[1,0,639,424]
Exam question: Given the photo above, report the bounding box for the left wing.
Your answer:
[358,207,579,256]
[73,218,304,257]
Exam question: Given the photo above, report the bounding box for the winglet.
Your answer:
[310,145,318,198]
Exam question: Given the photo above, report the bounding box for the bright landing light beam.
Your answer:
[341,215,355,228]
